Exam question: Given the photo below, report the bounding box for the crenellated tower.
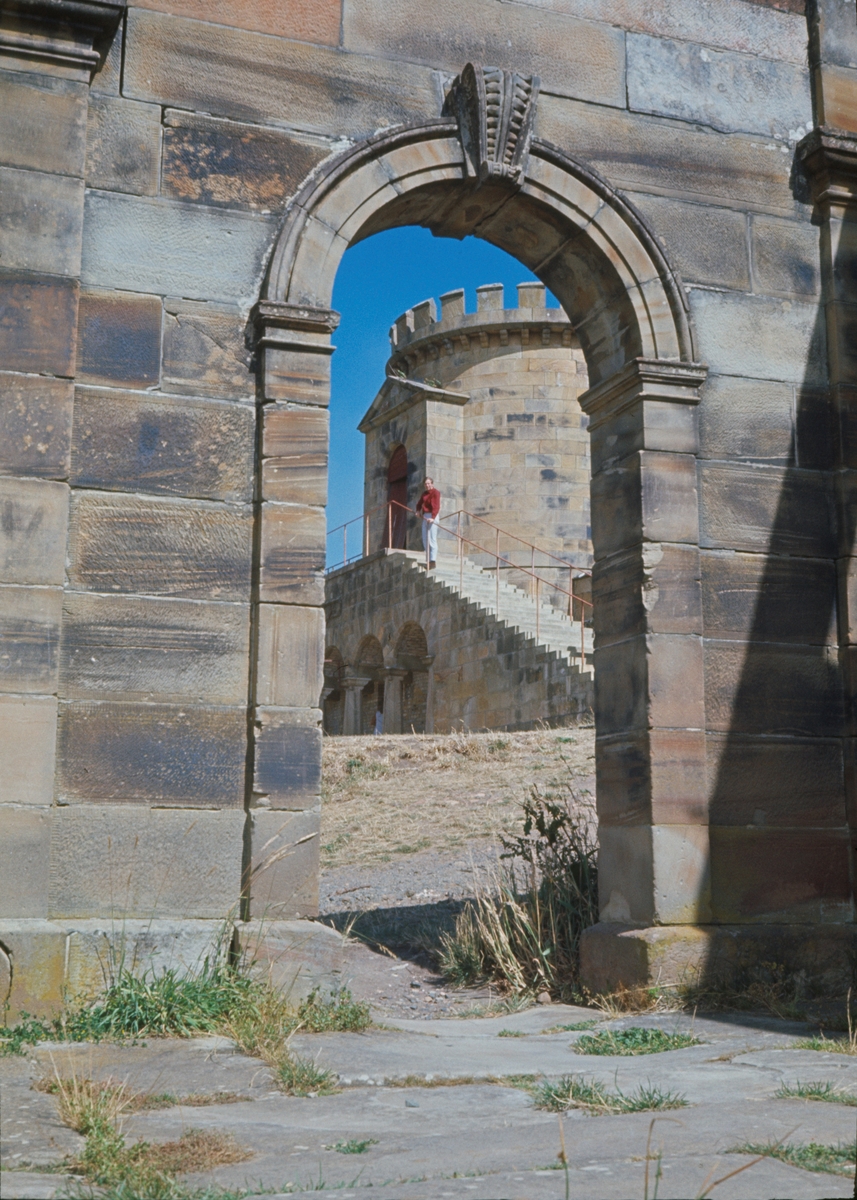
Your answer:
[358,282,592,589]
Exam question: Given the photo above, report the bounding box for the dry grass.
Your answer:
[137,1129,252,1175]
[35,1076,249,1111]
[321,728,595,869]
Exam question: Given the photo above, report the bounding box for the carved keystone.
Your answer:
[444,62,540,187]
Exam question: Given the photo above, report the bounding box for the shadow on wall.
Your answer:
[700,168,855,988]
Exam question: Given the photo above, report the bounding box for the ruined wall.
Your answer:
[1,0,855,1010]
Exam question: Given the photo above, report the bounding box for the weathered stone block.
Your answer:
[592,543,701,646]
[690,289,825,385]
[753,214,820,297]
[710,827,852,923]
[162,298,253,400]
[124,8,438,137]
[60,592,250,704]
[701,551,836,644]
[48,807,245,918]
[345,0,625,107]
[256,604,324,708]
[0,585,61,694]
[0,270,78,377]
[162,111,328,212]
[56,700,247,806]
[0,695,57,805]
[816,63,857,136]
[594,634,704,736]
[704,640,844,737]
[591,452,699,558]
[699,462,835,557]
[596,729,707,826]
[80,190,276,306]
[85,94,161,196]
[76,289,161,387]
[262,346,332,406]
[133,0,342,44]
[0,166,84,277]
[538,96,798,215]
[598,822,710,926]
[0,374,73,479]
[70,387,255,502]
[238,918,345,1004]
[796,386,834,472]
[0,72,87,175]
[64,918,229,1000]
[0,808,50,918]
[627,32,811,139]
[0,919,68,1017]
[67,492,253,600]
[629,192,749,290]
[262,405,329,505]
[698,374,794,464]
[253,707,322,809]
[0,477,69,586]
[245,808,320,919]
[707,733,845,827]
[259,503,325,605]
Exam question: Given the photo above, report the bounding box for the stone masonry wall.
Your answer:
[324,551,593,733]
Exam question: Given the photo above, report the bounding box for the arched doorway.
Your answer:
[252,66,710,944]
[386,444,409,550]
[394,621,430,734]
[322,647,345,735]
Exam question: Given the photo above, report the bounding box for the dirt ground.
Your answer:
[320,726,596,873]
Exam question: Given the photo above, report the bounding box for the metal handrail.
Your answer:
[327,500,592,668]
[439,507,592,576]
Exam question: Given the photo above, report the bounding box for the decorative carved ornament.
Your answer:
[797,127,857,208]
[444,62,540,186]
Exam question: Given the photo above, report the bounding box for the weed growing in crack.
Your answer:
[730,1138,856,1177]
[324,1139,379,1154]
[275,1054,336,1098]
[533,1075,688,1115]
[775,1080,857,1105]
[497,1028,527,1038]
[572,1027,699,1056]
[541,1020,598,1033]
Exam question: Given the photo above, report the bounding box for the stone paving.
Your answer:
[3,1001,857,1199]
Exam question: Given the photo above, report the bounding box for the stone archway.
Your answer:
[250,65,709,978]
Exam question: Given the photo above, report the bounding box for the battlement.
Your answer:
[388,283,572,360]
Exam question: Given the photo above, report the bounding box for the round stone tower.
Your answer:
[358,281,593,587]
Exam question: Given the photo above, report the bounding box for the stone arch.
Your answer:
[393,621,430,735]
[254,73,710,932]
[261,118,696,387]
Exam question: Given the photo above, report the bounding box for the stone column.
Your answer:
[578,358,709,990]
[242,301,339,926]
[422,656,436,735]
[383,669,409,735]
[342,677,371,736]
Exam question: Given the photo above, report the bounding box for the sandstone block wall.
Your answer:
[1,0,855,1008]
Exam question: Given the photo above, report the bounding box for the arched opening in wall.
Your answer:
[322,647,345,736]
[385,444,409,549]
[395,622,430,734]
[271,107,699,1006]
[355,634,385,737]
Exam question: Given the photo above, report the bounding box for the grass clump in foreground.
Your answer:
[573,1026,699,1056]
[534,1075,688,1116]
[325,1139,378,1154]
[730,1138,857,1177]
[775,1080,857,1105]
[438,785,598,1000]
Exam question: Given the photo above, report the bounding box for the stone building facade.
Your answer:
[1,0,856,1012]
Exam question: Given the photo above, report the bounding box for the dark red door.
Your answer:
[386,445,408,548]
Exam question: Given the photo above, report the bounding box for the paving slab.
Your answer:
[1,1010,855,1199]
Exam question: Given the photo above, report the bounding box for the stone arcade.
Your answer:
[1,0,856,1012]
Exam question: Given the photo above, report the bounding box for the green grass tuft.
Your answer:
[533,1074,688,1115]
[572,1026,698,1056]
[325,1139,378,1154]
[794,1033,857,1055]
[541,1020,597,1034]
[293,988,371,1034]
[276,1054,337,1098]
[731,1139,856,1176]
[497,1028,527,1038]
[775,1080,857,1106]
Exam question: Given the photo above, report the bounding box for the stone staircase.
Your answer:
[398,550,594,676]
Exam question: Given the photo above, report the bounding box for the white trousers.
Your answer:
[421,515,438,562]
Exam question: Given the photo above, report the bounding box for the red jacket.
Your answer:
[417,487,440,518]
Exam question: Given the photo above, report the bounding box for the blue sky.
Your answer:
[327,225,556,554]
